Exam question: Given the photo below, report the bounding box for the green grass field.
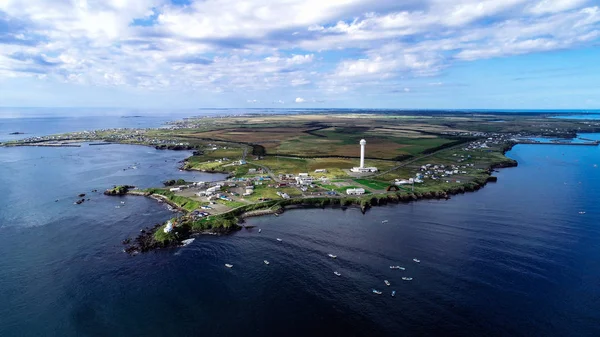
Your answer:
[353,179,392,190]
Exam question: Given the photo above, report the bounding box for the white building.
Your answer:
[350,139,378,173]
[164,220,174,233]
[169,187,181,192]
[346,188,366,195]
[295,176,314,185]
[314,169,327,173]
[205,185,222,195]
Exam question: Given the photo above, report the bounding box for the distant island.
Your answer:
[8,132,25,135]
[2,111,600,254]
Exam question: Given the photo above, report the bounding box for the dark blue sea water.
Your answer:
[0,114,599,336]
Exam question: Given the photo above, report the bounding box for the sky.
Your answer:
[0,0,599,109]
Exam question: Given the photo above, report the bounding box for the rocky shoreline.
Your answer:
[114,156,518,255]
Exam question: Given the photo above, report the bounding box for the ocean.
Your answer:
[0,114,599,336]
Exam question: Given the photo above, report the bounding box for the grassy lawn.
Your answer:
[353,179,392,190]
[216,199,248,209]
[145,188,203,212]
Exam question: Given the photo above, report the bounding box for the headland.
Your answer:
[2,111,599,254]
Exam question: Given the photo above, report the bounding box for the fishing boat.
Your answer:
[372,289,382,295]
[121,201,125,204]
[328,254,337,258]
[390,265,405,270]
[258,228,262,233]
[334,271,341,276]
[391,290,396,297]
[225,264,233,268]
[402,277,413,281]
[276,238,282,242]
[413,258,421,263]
[264,260,270,265]
[381,220,388,224]
[579,211,586,214]
[384,280,390,286]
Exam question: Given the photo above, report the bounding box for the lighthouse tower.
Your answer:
[359,139,366,168]
[351,139,378,173]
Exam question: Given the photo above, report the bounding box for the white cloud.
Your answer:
[0,0,598,98]
[295,97,306,103]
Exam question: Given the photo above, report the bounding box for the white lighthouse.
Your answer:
[351,139,378,173]
[359,139,366,168]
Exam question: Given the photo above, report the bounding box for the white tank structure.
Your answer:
[360,139,366,168]
[350,139,378,173]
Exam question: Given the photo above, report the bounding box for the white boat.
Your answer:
[579,211,586,214]
[276,238,282,242]
[384,280,390,286]
[390,265,405,270]
[181,238,195,247]
[225,264,233,268]
[264,260,270,265]
[391,290,396,297]
[328,254,337,258]
[115,206,121,209]
[372,289,382,295]
[413,258,421,263]
[402,277,413,281]
[334,271,341,276]
[258,228,262,233]
[120,201,125,204]
[381,220,388,224]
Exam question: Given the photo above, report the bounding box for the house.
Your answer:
[169,187,181,192]
[395,179,411,185]
[206,185,222,195]
[276,191,290,199]
[248,168,257,174]
[295,176,314,185]
[346,188,365,195]
[314,169,327,173]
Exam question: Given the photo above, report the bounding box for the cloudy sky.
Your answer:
[0,0,599,109]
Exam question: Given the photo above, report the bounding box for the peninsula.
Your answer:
[2,111,599,254]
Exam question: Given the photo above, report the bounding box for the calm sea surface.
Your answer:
[0,114,599,336]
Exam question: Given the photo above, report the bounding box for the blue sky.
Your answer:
[0,0,599,109]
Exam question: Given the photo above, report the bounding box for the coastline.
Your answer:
[115,147,518,254]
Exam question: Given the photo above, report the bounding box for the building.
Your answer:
[346,188,365,195]
[350,139,378,173]
[295,175,314,185]
[205,185,222,195]
[169,187,181,192]
[164,220,174,233]
[314,169,327,173]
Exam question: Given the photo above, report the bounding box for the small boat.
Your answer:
[391,290,396,297]
[264,260,270,265]
[328,254,337,258]
[276,238,282,242]
[181,238,195,247]
[390,265,405,270]
[413,258,421,263]
[334,271,341,276]
[381,220,388,224]
[402,277,413,281]
[372,289,382,295]
[579,211,586,214]
[225,264,233,268]
[120,201,125,204]
[258,229,262,233]
[384,280,390,286]
[115,206,121,209]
